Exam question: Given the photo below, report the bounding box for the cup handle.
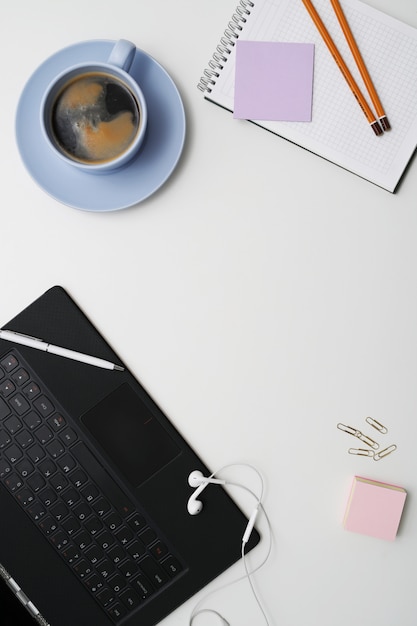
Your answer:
[107,39,136,72]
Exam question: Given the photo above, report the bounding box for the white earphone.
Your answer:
[187,470,226,515]
[187,464,271,625]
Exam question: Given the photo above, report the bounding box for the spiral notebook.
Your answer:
[198,0,417,192]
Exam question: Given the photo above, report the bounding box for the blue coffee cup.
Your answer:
[40,40,148,174]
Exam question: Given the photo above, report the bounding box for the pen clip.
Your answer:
[1,330,44,342]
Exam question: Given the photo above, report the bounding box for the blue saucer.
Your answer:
[16,40,186,212]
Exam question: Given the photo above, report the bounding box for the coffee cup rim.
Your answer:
[40,61,148,174]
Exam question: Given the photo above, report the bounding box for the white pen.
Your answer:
[0,329,124,371]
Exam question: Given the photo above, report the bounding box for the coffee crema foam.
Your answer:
[52,72,140,164]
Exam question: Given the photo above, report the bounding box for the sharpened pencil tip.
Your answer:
[114,365,125,371]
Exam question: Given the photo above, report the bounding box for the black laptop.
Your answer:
[0,286,259,625]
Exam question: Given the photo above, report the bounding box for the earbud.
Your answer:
[187,470,226,515]
[188,470,226,488]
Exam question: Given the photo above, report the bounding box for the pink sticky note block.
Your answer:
[233,40,315,122]
[343,476,407,541]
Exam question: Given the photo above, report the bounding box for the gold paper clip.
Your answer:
[337,423,360,436]
[373,444,397,461]
[357,432,379,449]
[365,417,388,434]
[337,423,379,449]
[348,448,374,457]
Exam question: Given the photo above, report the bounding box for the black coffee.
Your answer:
[51,72,140,164]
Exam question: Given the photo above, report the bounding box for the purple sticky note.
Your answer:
[233,41,315,122]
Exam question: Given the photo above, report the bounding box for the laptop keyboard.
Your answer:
[0,350,184,623]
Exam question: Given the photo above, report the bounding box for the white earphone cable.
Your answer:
[189,464,272,625]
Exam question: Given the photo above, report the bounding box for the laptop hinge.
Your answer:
[0,562,51,626]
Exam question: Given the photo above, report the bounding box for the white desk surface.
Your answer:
[2,1,417,625]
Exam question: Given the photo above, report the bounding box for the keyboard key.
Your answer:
[0,429,12,448]
[73,559,93,579]
[149,541,168,560]
[84,573,105,593]
[131,574,154,600]
[118,560,138,579]
[39,488,57,507]
[4,444,23,463]
[128,513,146,532]
[84,544,102,565]
[0,380,16,398]
[4,473,24,492]
[161,555,183,577]
[27,502,46,521]
[104,512,122,531]
[12,369,29,386]
[92,497,111,517]
[16,458,35,479]
[74,531,92,551]
[108,545,125,565]
[27,474,46,493]
[1,355,18,372]
[119,588,141,610]
[62,487,80,507]
[127,540,145,561]
[59,427,78,445]
[114,525,134,546]
[96,587,116,607]
[50,501,69,522]
[27,444,46,463]
[61,544,81,564]
[61,516,81,536]
[9,394,30,416]
[73,501,91,522]
[96,559,115,580]
[50,473,68,492]
[46,439,65,459]
[33,395,54,417]
[0,397,11,419]
[107,573,126,593]
[80,482,99,502]
[38,517,58,536]
[35,425,53,445]
[47,413,66,431]
[0,459,12,479]
[139,557,170,588]
[57,453,76,474]
[15,429,34,449]
[96,530,114,551]
[22,382,41,399]
[106,603,127,621]
[50,530,69,550]
[23,411,41,430]
[139,527,157,546]
[16,488,35,506]
[38,459,57,478]
[84,516,103,536]
[71,469,89,489]
[4,416,22,434]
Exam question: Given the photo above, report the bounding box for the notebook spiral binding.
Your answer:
[197,0,254,93]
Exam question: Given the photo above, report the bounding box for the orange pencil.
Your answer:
[301,0,383,136]
[330,0,390,130]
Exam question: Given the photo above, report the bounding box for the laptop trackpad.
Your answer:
[81,383,180,488]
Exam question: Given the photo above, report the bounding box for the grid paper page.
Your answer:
[203,0,417,191]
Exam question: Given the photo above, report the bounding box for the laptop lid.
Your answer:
[0,286,259,625]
